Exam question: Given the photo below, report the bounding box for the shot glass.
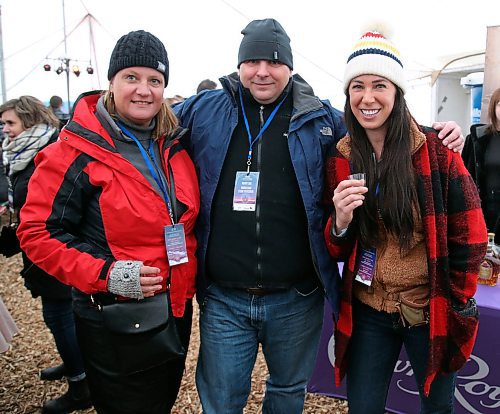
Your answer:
[348,173,366,182]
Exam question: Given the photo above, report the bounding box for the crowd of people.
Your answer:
[0,16,496,414]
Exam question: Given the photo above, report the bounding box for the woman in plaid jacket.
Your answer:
[324,29,487,413]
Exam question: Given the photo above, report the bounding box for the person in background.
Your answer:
[0,96,91,414]
[0,145,8,204]
[324,28,487,414]
[0,295,18,353]
[462,87,500,244]
[174,18,465,414]
[165,94,185,106]
[48,95,70,129]
[16,31,200,414]
[196,78,217,94]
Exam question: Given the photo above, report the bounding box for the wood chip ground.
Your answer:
[0,254,348,413]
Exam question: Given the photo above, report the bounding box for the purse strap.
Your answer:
[367,284,430,308]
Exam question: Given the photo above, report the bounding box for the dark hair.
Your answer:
[486,87,500,134]
[196,79,217,94]
[49,95,63,109]
[0,96,59,130]
[344,86,418,253]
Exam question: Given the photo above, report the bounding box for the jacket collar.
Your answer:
[470,124,489,141]
[220,72,323,119]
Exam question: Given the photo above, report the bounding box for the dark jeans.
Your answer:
[75,299,193,414]
[41,296,85,379]
[346,300,456,414]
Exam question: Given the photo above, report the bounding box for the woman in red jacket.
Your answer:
[324,29,487,413]
[17,30,199,414]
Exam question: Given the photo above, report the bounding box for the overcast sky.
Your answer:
[1,0,498,114]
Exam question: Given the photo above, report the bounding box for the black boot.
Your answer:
[40,363,67,381]
[42,378,92,414]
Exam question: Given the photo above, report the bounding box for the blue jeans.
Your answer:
[41,296,86,380]
[346,300,456,414]
[196,283,324,414]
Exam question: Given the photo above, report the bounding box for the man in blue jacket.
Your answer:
[175,18,463,414]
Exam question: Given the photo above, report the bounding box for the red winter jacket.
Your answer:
[17,92,200,317]
[324,123,487,395]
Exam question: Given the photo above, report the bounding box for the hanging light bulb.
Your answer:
[72,65,81,77]
[43,63,51,71]
[56,66,64,75]
[86,66,94,75]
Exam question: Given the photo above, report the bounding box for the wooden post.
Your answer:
[480,25,500,123]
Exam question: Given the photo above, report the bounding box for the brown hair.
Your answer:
[486,87,500,134]
[344,86,418,253]
[0,96,59,130]
[102,90,178,139]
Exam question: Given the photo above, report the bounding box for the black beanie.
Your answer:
[107,30,169,85]
[237,19,293,70]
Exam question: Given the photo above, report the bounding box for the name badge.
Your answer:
[164,224,188,266]
[233,171,259,211]
[355,247,377,286]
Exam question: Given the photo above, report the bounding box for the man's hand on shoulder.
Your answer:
[432,121,464,153]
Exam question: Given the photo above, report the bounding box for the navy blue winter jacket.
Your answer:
[175,72,346,317]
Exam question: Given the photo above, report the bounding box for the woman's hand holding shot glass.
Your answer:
[332,173,368,234]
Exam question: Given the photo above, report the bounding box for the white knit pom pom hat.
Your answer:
[343,29,406,94]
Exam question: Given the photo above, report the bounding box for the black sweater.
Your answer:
[206,82,316,289]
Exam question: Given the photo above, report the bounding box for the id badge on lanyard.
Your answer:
[116,121,189,267]
[164,223,188,266]
[355,247,377,286]
[233,171,260,211]
[233,85,286,212]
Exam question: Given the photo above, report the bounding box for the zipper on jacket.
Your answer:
[255,105,264,287]
[259,105,265,126]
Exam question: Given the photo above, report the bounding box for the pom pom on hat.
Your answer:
[343,29,406,94]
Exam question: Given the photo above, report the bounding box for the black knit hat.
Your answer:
[107,30,169,85]
[237,18,293,70]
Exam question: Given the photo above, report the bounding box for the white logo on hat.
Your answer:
[157,62,166,73]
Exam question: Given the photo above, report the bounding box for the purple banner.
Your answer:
[308,267,500,414]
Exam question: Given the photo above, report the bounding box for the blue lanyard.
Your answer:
[116,121,174,223]
[371,153,380,196]
[239,85,287,173]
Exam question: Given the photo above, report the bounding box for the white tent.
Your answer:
[1,0,498,130]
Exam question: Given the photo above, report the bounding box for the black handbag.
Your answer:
[100,291,185,375]
[0,214,21,258]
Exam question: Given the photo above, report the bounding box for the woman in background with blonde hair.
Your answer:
[0,95,91,413]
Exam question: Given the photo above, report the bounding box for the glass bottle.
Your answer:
[478,233,500,286]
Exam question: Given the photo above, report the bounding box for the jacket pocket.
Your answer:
[444,298,479,372]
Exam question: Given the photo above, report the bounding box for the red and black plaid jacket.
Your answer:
[324,123,487,395]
